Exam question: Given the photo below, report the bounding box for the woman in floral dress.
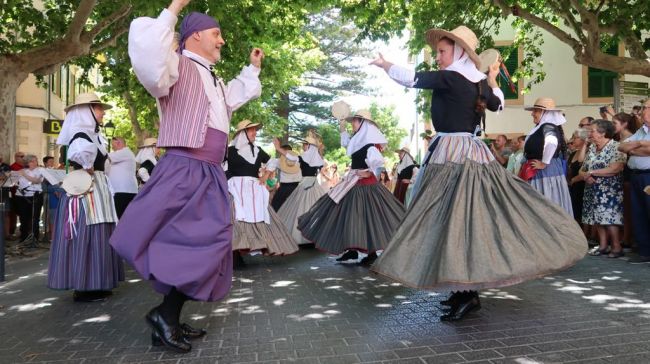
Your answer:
[578,119,627,258]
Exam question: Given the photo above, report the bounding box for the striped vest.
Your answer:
[157,55,218,148]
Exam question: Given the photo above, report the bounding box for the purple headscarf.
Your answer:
[179,12,221,50]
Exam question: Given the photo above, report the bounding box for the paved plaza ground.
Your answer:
[2,247,650,364]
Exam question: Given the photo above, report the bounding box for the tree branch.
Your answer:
[64,0,98,41]
[492,0,582,53]
[548,0,588,45]
[89,26,129,53]
[84,4,132,40]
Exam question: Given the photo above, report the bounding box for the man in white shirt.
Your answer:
[107,137,138,218]
[619,100,650,264]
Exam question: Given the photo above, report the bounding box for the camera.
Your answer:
[599,106,607,114]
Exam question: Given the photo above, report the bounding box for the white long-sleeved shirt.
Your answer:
[107,148,138,194]
[128,9,262,134]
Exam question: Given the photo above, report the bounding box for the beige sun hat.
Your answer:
[395,146,411,154]
[345,109,375,124]
[279,152,301,174]
[139,138,158,148]
[478,48,501,73]
[301,135,321,146]
[426,26,481,67]
[524,97,563,112]
[234,119,262,134]
[65,92,113,112]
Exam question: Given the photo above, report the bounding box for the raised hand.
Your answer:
[168,0,190,16]
[250,48,264,68]
[369,53,392,72]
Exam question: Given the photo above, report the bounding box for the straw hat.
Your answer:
[524,97,563,112]
[395,146,411,154]
[301,135,320,146]
[279,152,300,174]
[478,48,500,73]
[345,109,375,124]
[234,119,262,134]
[65,92,113,112]
[139,138,157,148]
[425,26,480,67]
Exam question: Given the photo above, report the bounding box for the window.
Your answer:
[587,43,618,98]
[494,41,524,105]
[495,46,519,100]
[582,42,621,103]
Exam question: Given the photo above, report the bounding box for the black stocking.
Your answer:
[157,287,188,326]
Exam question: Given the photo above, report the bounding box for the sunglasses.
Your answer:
[578,124,589,127]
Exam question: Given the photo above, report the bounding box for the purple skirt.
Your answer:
[110,128,233,302]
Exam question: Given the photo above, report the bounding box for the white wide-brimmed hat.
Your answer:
[426,26,481,66]
[65,92,113,112]
[139,138,157,148]
[524,97,563,112]
[234,119,262,134]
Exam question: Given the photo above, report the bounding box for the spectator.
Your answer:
[578,116,594,129]
[42,156,55,168]
[619,99,650,263]
[379,169,392,191]
[107,137,138,218]
[613,112,639,142]
[0,156,12,239]
[10,152,25,171]
[135,138,159,186]
[42,156,63,241]
[567,128,589,227]
[578,120,626,257]
[599,105,615,121]
[490,134,511,166]
[14,154,45,242]
[506,135,525,175]
[7,151,25,238]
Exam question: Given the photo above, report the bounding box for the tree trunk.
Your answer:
[275,93,291,144]
[122,91,146,146]
[0,64,28,162]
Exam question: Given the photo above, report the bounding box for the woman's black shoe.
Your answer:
[145,308,191,353]
[73,290,111,302]
[440,291,461,307]
[336,250,358,262]
[440,296,481,321]
[359,252,377,266]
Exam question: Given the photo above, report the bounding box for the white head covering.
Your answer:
[396,151,415,174]
[301,144,324,167]
[444,43,486,83]
[346,121,388,156]
[57,105,107,155]
[135,147,157,165]
[525,110,567,141]
[232,131,259,164]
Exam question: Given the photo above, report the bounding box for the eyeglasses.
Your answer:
[578,124,589,127]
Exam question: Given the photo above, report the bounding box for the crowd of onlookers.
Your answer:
[489,103,650,262]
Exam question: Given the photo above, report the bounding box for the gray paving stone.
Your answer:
[420,353,465,364]
[459,349,503,361]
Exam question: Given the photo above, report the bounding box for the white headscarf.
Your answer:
[525,110,567,141]
[346,121,388,156]
[57,105,107,155]
[444,44,486,83]
[301,144,324,167]
[396,151,415,174]
[135,147,157,165]
[232,131,259,164]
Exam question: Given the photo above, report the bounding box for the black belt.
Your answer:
[630,169,650,175]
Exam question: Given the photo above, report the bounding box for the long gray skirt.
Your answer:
[297,180,406,254]
[372,134,587,291]
[232,205,299,256]
[277,177,327,245]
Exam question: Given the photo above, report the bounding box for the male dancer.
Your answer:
[110,0,264,353]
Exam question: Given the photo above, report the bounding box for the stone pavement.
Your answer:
[2,248,650,364]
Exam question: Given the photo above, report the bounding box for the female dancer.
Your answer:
[274,135,327,245]
[370,26,586,321]
[298,110,406,265]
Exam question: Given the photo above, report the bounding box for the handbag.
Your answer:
[518,160,538,182]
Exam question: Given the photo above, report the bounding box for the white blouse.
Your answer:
[128,9,262,134]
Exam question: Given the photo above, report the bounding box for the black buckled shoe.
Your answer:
[440,296,481,322]
[336,250,358,262]
[145,309,191,353]
[439,291,462,307]
[180,323,207,339]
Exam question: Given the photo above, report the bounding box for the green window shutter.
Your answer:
[495,46,519,100]
[587,43,618,98]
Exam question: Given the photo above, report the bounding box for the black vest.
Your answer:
[524,123,560,160]
[351,144,374,169]
[137,160,156,184]
[299,158,320,176]
[68,132,107,171]
[397,164,417,180]
[226,146,270,179]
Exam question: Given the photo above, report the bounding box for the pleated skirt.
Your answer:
[530,157,573,215]
[297,178,406,254]
[372,134,587,291]
[277,177,327,245]
[232,205,299,255]
[48,194,124,291]
[271,182,299,211]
